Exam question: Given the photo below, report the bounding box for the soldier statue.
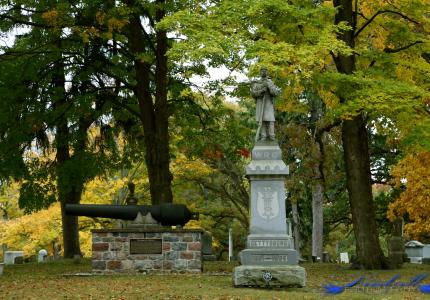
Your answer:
[250,67,280,141]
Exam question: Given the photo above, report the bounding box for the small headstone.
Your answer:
[201,231,216,261]
[340,252,349,263]
[322,251,330,263]
[0,263,4,276]
[228,228,233,262]
[38,249,48,263]
[388,236,404,268]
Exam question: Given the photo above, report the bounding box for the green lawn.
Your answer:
[1,260,430,299]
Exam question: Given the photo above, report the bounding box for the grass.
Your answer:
[1,260,430,299]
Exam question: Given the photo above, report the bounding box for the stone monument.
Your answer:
[233,68,306,287]
[65,203,202,274]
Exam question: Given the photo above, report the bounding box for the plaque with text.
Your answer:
[130,239,162,254]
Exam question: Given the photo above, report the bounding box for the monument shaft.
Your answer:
[234,141,305,287]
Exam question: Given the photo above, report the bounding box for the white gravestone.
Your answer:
[4,251,24,265]
[340,252,349,263]
[38,249,48,263]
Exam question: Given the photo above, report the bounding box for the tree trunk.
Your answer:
[291,201,301,258]
[310,98,325,261]
[341,116,386,268]
[333,0,386,269]
[311,175,324,260]
[53,39,82,258]
[55,106,82,258]
[126,0,173,205]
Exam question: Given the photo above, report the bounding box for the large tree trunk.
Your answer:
[341,116,386,268]
[52,40,82,258]
[126,0,173,205]
[55,99,82,259]
[333,0,386,269]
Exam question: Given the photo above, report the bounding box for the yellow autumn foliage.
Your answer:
[0,173,137,258]
[171,153,212,179]
[0,203,62,257]
[388,152,430,239]
[41,9,60,28]
[0,201,107,258]
[0,153,212,258]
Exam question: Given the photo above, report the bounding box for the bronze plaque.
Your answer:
[130,239,162,254]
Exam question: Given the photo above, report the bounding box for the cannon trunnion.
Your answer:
[65,203,199,226]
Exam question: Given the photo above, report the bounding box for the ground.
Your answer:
[1,260,430,299]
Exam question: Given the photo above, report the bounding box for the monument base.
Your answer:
[91,228,203,274]
[239,248,298,265]
[233,265,306,287]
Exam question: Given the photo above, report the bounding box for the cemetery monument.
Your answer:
[66,198,203,274]
[233,68,306,287]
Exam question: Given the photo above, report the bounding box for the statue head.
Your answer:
[260,67,268,78]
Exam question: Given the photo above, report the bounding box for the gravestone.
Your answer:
[4,251,24,265]
[340,252,349,263]
[233,141,306,287]
[38,249,48,263]
[201,231,216,261]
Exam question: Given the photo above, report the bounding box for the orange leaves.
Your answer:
[237,148,250,158]
[388,151,430,238]
[203,148,223,160]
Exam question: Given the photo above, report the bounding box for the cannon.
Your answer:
[65,203,199,227]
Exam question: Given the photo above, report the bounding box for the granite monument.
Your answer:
[233,68,306,287]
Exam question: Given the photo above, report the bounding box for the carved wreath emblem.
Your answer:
[262,271,273,282]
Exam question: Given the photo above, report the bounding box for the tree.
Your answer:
[0,1,125,257]
[163,0,430,269]
[388,151,430,240]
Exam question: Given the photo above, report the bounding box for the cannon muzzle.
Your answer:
[65,203,199,226]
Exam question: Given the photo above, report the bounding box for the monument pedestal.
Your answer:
[233,141,306,287]
[234,265,306,287]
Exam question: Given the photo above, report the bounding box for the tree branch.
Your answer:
[108,96,142,119]
[354,10,420,38]
[0,14,52,29]
[383,41,424,53]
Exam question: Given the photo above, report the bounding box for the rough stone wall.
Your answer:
[92,230,202,274]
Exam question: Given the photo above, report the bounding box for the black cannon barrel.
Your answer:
[65,203,199,226]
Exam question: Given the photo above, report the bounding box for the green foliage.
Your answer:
[18,181,56,213]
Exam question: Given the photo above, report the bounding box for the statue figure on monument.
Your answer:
[250,67,280,141]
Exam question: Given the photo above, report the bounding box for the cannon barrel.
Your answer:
[65,203,199,226]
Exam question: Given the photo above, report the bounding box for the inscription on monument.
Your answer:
[251,254,288,263]
[130,239,162,254]
[253,151,280,160]
[249,240,287,248]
